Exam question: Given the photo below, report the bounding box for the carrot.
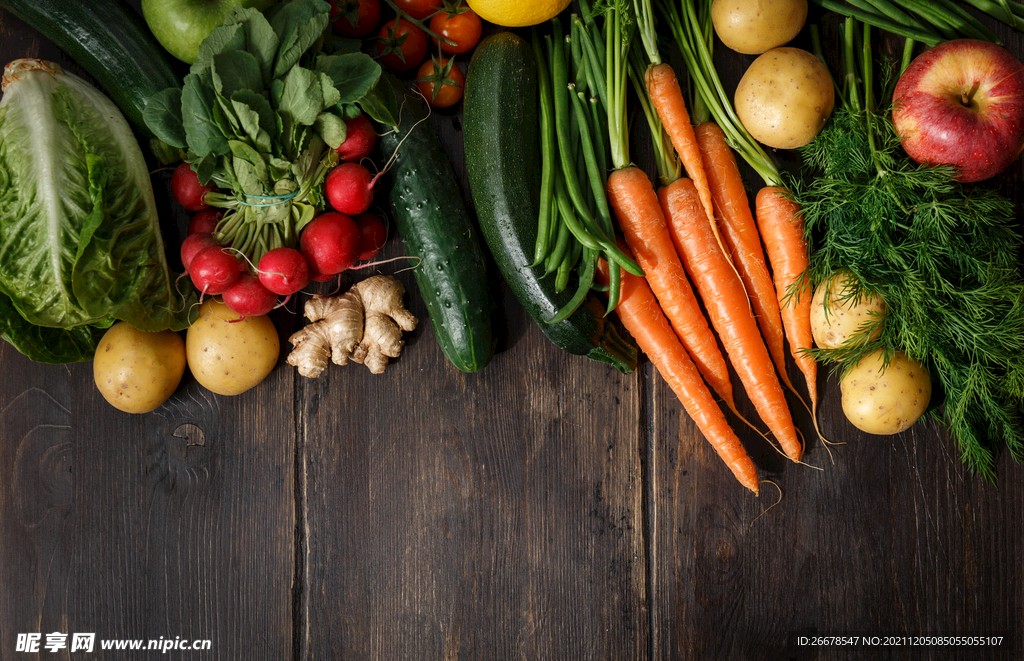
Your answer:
[645,63,717,233]
[755,187,818,421]
[607,165,736,411]
[596,255,759,495]
[694,122,792,392]
[661,177,803,463]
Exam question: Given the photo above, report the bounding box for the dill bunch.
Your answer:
[792,95,1024,479]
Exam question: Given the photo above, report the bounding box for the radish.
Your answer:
[222,272,279,318]
[258,247,311,295]
[188,209,223,235]
[300,211,362,277]
[355,212,388,260]
[171,162,214,212]
[189,246,241,296]
[325,162,376,215]
[336,114,377,162]
[180,232,220,271]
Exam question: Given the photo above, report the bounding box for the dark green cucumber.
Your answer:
[0,0,181,135]
[463,32,638,374]
[379,77,496,373]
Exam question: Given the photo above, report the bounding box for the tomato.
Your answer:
[393,0,442,20]
[429,5,482,55]
[415,57,465,109]
[329,0,381,38]
[376,18,429,72]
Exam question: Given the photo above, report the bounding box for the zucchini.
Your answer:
[463,32,638,374]
[379,76,496,373]
[0,0,181,135]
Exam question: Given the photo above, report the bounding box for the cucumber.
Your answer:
[379,77,496,373]
[463,32,638,374]
[0,0,181,135]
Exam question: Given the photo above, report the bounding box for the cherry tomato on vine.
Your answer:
[429,4,482,55]
[376,18,429,72]
[329,0,381,38]
[415,57,465,109]
[393,0,442,20]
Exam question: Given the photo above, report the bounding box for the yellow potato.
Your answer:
[735,47,834,150]
[712,0,807,55]
[93,322,187,414]
[186,299,280,396]
[840,350,931,435]
[810,272,887,349]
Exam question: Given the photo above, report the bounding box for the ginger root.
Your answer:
[287,275,418,377]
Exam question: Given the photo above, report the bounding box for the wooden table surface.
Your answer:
[1,2,1022,660]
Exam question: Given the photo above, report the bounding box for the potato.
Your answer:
[735,47,834,150]
[840,350,931,435]
[93,322,187,414]
[711,0,807,55]
[810,272,886,349]
[186,299,280,396]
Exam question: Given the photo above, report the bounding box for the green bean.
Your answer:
[554,175,602,251]
[856,0,928,31]
[924,0,1001,41]
[813,0,943,45]
[544,202,571,276]
[961,0,1024,30]
[574,17,607,112]
[532,31,558,267]
[589,95,609,182]
[603,251,623,315]
[568,82,614,238]
[551,247,597,323]
[551,20,609,246]
[555,237,582,294]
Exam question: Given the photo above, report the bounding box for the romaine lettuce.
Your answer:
[0,59,188,363]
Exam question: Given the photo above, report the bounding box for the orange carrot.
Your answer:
[660,177,803,463]
[645,63,717,233]
[694,123,793,394]
[755,187,818,419]
[596,255,759,495]
[607,165,735,411]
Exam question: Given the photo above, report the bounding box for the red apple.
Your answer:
[892,39,1024,183]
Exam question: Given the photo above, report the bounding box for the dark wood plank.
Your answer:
[0,10,298,655]
[0,338,297,658]
[298,259,650,658]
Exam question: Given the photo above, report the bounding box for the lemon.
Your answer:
[467,0,571,27]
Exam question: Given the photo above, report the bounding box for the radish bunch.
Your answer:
[179,207,388,318]
[173,111,389,319]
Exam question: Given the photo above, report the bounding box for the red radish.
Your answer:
[325,162,375,215]
[188,209,223,235]
[355,212,388,260]
[258,247,311,295]
[222,272,279,318]
[180,232,220,271]
[171,162,214,212]
[189,246,240,296]
[300,211,361,277]
[336,115,377,162]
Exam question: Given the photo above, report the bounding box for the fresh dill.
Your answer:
[791,21,1024,479]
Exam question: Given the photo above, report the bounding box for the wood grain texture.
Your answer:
[0,2,1023,660]
[298,259,648,659]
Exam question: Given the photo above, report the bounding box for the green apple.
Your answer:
[141,0,277,64]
